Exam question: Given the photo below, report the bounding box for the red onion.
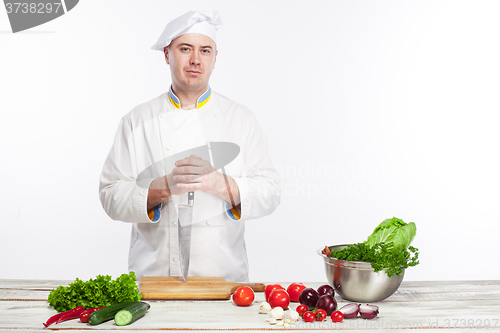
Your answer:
[359,304,379,319]
[298,288,319,307]
[317,284,335,296]
[316,294,337,316]
[339,303,360,319]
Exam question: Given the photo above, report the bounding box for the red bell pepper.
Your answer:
[43,306,84,327]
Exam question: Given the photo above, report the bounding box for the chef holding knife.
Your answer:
[99,10,280,283]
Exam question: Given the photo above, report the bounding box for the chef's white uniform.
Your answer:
[99,87,280,282]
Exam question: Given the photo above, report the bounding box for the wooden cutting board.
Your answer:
[139,276,266,300]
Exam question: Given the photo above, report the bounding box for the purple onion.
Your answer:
[315,294,337,316]
[317,284,335,296]
[298,288,319,307]
[339,303,360,319]
[359,304,379,319]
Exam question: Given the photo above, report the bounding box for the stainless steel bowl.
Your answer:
[318,244,404,302]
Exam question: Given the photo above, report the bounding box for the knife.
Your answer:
[178,191,194,282]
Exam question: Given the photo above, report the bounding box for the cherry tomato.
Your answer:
[296,304,308,316]
[79,307,105,323]
[315,308,327,321]
[331,310,344,323]
[287,283,307,302]
[232,286,255,306]
[80,311,91,323]
[303,311,315,323]
[265,284,285,302]
[268,289,290,309]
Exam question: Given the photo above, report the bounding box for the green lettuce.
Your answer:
[331,217,419,277]
[47,271,141,312]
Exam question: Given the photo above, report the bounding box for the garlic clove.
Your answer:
[265,318,277,325]
[259,302,272,314]
[268,306,284,319]
[285,309,300,322]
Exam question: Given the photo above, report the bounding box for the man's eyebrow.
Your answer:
[177,43,213,49]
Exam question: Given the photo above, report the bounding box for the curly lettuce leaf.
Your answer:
[47,272,141,312]
[331,243,420,277]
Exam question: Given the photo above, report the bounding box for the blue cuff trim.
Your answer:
[225,202,241,221]
[151,203,161,222]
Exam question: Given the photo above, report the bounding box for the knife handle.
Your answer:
[187,191,194,206]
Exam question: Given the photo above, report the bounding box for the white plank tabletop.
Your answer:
[1,280,499,332]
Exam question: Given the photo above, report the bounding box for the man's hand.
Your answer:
[147,154,241,212]
[172,154,225,194]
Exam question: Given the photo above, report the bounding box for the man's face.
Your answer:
[165,33,217,94]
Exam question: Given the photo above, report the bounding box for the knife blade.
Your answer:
[178,191,194,282]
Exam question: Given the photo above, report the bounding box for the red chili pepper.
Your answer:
[56,306,87,324]
[43,312,65,328]
[43,306,84,327]
[79,306,105,323]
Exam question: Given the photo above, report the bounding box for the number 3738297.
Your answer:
[444,318,499,329]
[5,2,62,14]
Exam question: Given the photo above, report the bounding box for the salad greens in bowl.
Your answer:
[319,217,420,302]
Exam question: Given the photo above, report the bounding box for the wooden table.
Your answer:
[1,280,499,332]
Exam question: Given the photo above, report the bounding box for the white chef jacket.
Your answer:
[99,87,280,282]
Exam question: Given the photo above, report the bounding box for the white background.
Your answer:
[1,0,499,283]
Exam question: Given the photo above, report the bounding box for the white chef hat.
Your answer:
[151,10,223,51]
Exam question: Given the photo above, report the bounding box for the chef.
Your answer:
[99,10,280,282]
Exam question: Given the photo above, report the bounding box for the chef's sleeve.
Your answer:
[230,112,281,220]
[99,118,159,223]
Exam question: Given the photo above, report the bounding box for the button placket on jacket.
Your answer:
[158,110,182,277]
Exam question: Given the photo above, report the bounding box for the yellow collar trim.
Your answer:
[168,86,212,109]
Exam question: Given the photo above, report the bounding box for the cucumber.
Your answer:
[115,302,150,326]
[88,301,141,325]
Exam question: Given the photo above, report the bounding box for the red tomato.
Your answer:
[315,308,327,321]
[296,304,308,316]
[232,286,255,306]
[287,283,307,302]
[331,310,344,323]
[264,284,285,302]
[268,289,290,309]
[79,307,105,323]
[303,311,315,323]
[80,312,90,323]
